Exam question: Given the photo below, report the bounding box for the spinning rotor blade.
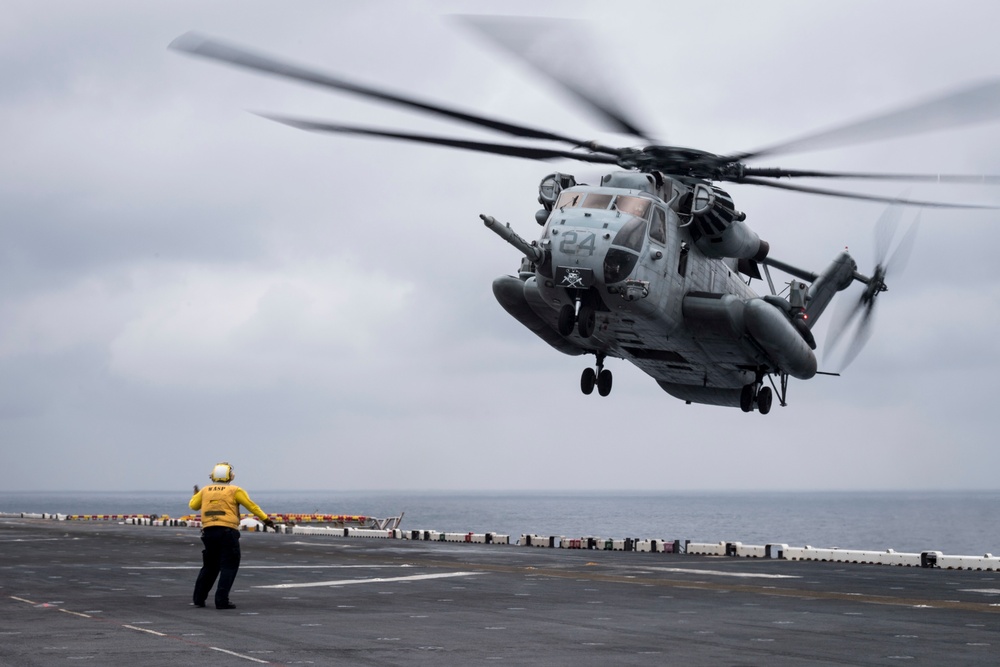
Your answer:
[172,31,1000,210]
[824,276,879,372]
[458,15,655,141]
[169,32,599,148]
[742,167,1000,185]
[837,305,877,371]
[825,207,921,370]
[737,177,999,209]
[258,114,620,163]
[735,78,1000,162]
[884,210,920,276]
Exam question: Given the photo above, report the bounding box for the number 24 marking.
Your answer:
[559,231,596,256]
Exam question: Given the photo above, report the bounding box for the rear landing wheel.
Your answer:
[597,369,613,397]
[580,367,596,395]
[757,386,773,415]
[740,385,755,413]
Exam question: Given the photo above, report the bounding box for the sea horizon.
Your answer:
[3,489,998,557]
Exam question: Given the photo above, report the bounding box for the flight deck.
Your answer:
[2,517,999,665]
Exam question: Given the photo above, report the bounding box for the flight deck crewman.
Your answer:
[189,462,275,609]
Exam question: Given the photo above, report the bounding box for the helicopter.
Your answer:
[169,26,1000,414]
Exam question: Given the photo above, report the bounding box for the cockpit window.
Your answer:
[613,195,651,219]
[581,193,614,209]
[611,216,647,252]
[554,191,583,209]
[649,207,666,244]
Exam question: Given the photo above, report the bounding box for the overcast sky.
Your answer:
[3,0,1000,493]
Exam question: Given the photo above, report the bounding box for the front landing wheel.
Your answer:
[580,367,596,395]
[558,304,575,336]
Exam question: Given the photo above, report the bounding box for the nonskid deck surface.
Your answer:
[2,519,998,666]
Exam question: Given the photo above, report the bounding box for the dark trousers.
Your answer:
[193,526,241,606]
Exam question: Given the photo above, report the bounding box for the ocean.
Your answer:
[1,490,998,557]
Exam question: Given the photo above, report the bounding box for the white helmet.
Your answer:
[210,462,234,483]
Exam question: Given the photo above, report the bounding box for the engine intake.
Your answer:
[684,184,768,261]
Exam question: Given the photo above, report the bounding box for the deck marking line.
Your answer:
[210,646,270,663]
[961,589,1000,595]
[639,567,800,579]
[0,538,64,543]
[123,625,166,637]
[257,571,481,589]
[124,564,396,570]
[12,594,285,665]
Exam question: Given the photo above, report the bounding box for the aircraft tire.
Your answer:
[558,304,575,336]
[578,306,596,338]
[740,385,755,412]
[581,367,596,395]
[597,369,613,397]
[757,386,773,415]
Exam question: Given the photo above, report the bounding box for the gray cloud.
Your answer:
[3,0,1000,492]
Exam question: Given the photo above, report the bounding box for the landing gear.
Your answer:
[580,353,612,397]
[577,305,595,338]
[557,298,596,339]
[757,386,773,415]
[741,373,783,414]
[558,304,575,336]
[597,368,613,397]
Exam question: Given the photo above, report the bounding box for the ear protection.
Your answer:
[210,462,235,483]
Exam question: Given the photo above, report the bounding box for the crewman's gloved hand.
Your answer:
[193,484,199,494]
[263,518,277,531]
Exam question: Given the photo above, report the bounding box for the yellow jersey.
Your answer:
[189,484,268,529]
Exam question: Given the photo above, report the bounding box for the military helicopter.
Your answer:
[170,27,1000,414]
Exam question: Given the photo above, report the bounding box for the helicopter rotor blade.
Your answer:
[824,286,863,363]
[824,276,881,371]
[741,167,1000,185]
[733,78,1000,162]
[457,15,655,141]
[737,177,1000,209]
[169,32,602,149]
[257,114,620,164]
[874,200,904,265]
[838,304,877,371]
[885,210,921,275]
[825,206,919,371]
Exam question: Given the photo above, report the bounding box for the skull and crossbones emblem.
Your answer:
[560,269,585,288]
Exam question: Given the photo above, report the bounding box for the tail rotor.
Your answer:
[825,206,920,370]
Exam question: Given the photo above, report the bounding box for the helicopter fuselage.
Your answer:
[490,171,849,410]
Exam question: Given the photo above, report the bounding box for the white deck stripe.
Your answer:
[209,646,270,664]
[257,571,481,589]
[124,564,397,570]
[639,567,800,579]
[123,625,166,636]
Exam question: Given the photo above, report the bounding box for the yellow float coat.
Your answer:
[189,484,268,529]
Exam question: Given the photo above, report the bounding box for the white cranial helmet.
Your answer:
[210,462,234,483]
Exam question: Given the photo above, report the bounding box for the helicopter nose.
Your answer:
[546,226,610,274]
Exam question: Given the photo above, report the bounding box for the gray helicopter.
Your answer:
[170,29,1000,413]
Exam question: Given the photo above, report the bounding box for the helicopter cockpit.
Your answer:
[548,189,657,284]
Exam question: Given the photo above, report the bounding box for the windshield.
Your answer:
[581,193,614,209]
[613,195,651,218]
[554,191,654,219]
[554,191,584,208]
[611,216,647,252]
